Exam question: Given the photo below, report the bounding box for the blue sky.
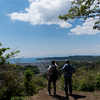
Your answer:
[0,0,100,58]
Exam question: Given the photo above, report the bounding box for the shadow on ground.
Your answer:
[52,94,66,100]
[51,94,86,100]
[71,94,86,100]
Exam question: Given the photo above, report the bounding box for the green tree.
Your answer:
[0,43,20,65]
[59,0,100,30]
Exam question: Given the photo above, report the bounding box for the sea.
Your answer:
[8,58,46,64]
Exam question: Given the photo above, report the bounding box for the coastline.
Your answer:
[8,58,48,64]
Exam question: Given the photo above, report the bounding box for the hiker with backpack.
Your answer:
[46,60,58,96]
[62,59,75,98]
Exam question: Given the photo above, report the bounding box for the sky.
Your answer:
[0,0,100,58]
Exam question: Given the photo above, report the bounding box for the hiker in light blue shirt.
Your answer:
[62,59,75,98]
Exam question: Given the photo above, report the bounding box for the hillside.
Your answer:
[36,55,100,62]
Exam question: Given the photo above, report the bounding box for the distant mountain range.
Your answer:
[36,55,100,62]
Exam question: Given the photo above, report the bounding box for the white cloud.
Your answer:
[69,17,100,35]
[68,0,100,35]
[68,33,71,35]
[7,0,72,28]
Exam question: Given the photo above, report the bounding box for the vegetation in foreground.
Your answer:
[0,43,47,100]
[0,67,47,100]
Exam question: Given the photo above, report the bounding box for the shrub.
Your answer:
[58,75,64,91]
[23,69,36,95]
[95,73,100,90]
[77,73,95,92]
[0,87,8,100]
[0,71,24,100]
[11,96,24,100]
[33,75,47,91]
[72,74,81,91]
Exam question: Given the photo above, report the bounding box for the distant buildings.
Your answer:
[18,61,51,74]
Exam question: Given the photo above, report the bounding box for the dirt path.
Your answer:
[26,88,100,100]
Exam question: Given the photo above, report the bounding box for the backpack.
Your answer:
[63,64,70,73]
[50,65,58,80]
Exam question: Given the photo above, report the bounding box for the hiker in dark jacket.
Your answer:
[46,60,57,96]
[62,59,75,98]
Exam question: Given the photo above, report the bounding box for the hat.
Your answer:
[65,59,69,62]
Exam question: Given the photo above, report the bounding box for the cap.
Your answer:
[65,59,69,62]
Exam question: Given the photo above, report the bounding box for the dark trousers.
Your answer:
[48,76,56,94]
[64,77,72,95]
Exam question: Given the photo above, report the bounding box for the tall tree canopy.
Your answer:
[59,0,100,30]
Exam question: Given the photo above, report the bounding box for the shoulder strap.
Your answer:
[65,64,70,72]
[52,65,56,69]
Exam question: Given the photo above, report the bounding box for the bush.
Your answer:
[23,69,36,95]
[77,72,96,92]
[33,75,47,91]
[11,96,24,100]
[0,87,8,100]
[78,79,95,92]
[95,73,100,90]
[58,75,64,90]
[0,71,24,100]
[72,75,81,91]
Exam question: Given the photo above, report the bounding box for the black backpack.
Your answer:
[63,64,70,73]
[50,65,58,80]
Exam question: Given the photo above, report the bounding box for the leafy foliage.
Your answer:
[33,75,47,91]
[0,43,20,65]
[23,69,36,95]
[59,0,100,30]
[0,71,24,100]
[0,43,47,99]
[25,65,39,74]
[11,96,24,100]
[95,73,100,90]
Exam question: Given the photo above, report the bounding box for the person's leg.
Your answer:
[48,77,51,95]
[64,77,68,95]
[53,79,56,95]
[69,77,72,95]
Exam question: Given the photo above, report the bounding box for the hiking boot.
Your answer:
[53,93,56,96]
[64,92,67,94]
[70,93,72,96]
[66,95,69,100]
[47,92,51,96]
